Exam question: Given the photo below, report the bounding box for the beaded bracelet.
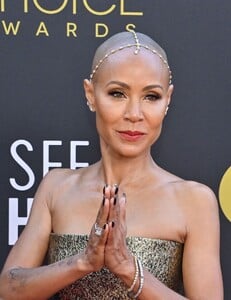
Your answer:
[133,259,144,299]
[127,256,139,295]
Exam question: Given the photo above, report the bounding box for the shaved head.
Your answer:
[90,31,171,84]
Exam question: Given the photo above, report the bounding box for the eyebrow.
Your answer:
[106,81,163,91]
[143,84,163,91]
[106,81,129,89]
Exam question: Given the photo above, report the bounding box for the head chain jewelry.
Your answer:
[90,31,172,85]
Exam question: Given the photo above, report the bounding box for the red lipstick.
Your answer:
[118,130,145,142]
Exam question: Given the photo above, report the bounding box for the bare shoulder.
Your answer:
[159,166,219,220]
[40,167,86,193]
[154,166,218,209]
[174,179,218,209]
[39,165,99,207]
[29,167,82,214]
[43,164,96,184]
[42,167,79,186]
[32,168,84,209]
[159,167,218,206]
[172,180,220,236]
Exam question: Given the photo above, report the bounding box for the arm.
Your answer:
[104,184,223,300]
[182,184,223,299]
[0,169,109,300]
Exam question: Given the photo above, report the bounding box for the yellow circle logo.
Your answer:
[219,167,231,221]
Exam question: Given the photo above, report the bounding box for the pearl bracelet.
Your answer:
[133,259,144,299]
[127,256,139,294]
[127,257,144,299]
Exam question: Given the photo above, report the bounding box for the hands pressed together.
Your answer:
[84,185,134,279]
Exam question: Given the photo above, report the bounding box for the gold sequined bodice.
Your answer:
[48,234,184,299]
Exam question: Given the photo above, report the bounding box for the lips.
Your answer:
[120,131,144,136]
[117,130,145,142]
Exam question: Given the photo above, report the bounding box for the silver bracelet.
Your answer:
[133,259,144,299]
[127,256,139,293]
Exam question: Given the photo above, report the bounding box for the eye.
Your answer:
[144,93,161,102]
[108,90,126,99]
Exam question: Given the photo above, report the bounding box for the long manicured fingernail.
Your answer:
[102,197,105,206]
[111,221,115,228]
[113,196,117,205]
[103,184,108,195]
[114,184,119,195]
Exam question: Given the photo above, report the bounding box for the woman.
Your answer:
[0,31,223,299]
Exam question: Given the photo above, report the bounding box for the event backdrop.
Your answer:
[0,0,230,298]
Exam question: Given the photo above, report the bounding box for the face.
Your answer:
[84,48,173,158]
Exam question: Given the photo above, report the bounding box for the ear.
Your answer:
[166,84,174,106]
[83,79,96,110]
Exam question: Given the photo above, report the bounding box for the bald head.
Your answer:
[90,31,171,84]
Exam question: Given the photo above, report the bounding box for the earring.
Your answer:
[165,106,169,116]
[87,101,95,112]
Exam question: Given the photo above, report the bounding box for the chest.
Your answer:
[51,189,186,243]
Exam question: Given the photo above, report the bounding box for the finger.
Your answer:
[119,193,127,236]
[95,196,110,228]
[110,184,119,198]
[108,194,119,225]
[89,222,108,250]
[108,184,119,219]
[103,184,111,199]
[100,223,109,244]
[108,193,127,238]
[95,184,113,226]
[119,192,127,222]
[89,210,108,248]
[99,186,117,245]
[92,222,108,241]
[106,220,115,243]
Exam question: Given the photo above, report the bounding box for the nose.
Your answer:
[124,99,144,122]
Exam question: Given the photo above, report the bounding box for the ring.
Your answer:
[94,223,103,236]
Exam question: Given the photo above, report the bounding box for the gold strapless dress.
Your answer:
[48,234,184,299]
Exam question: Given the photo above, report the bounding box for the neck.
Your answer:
[98,143,157,187]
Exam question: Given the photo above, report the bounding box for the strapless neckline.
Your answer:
[50,232,183,245]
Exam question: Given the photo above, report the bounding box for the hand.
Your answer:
[83,191,110,272]
[104,188,134,278]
